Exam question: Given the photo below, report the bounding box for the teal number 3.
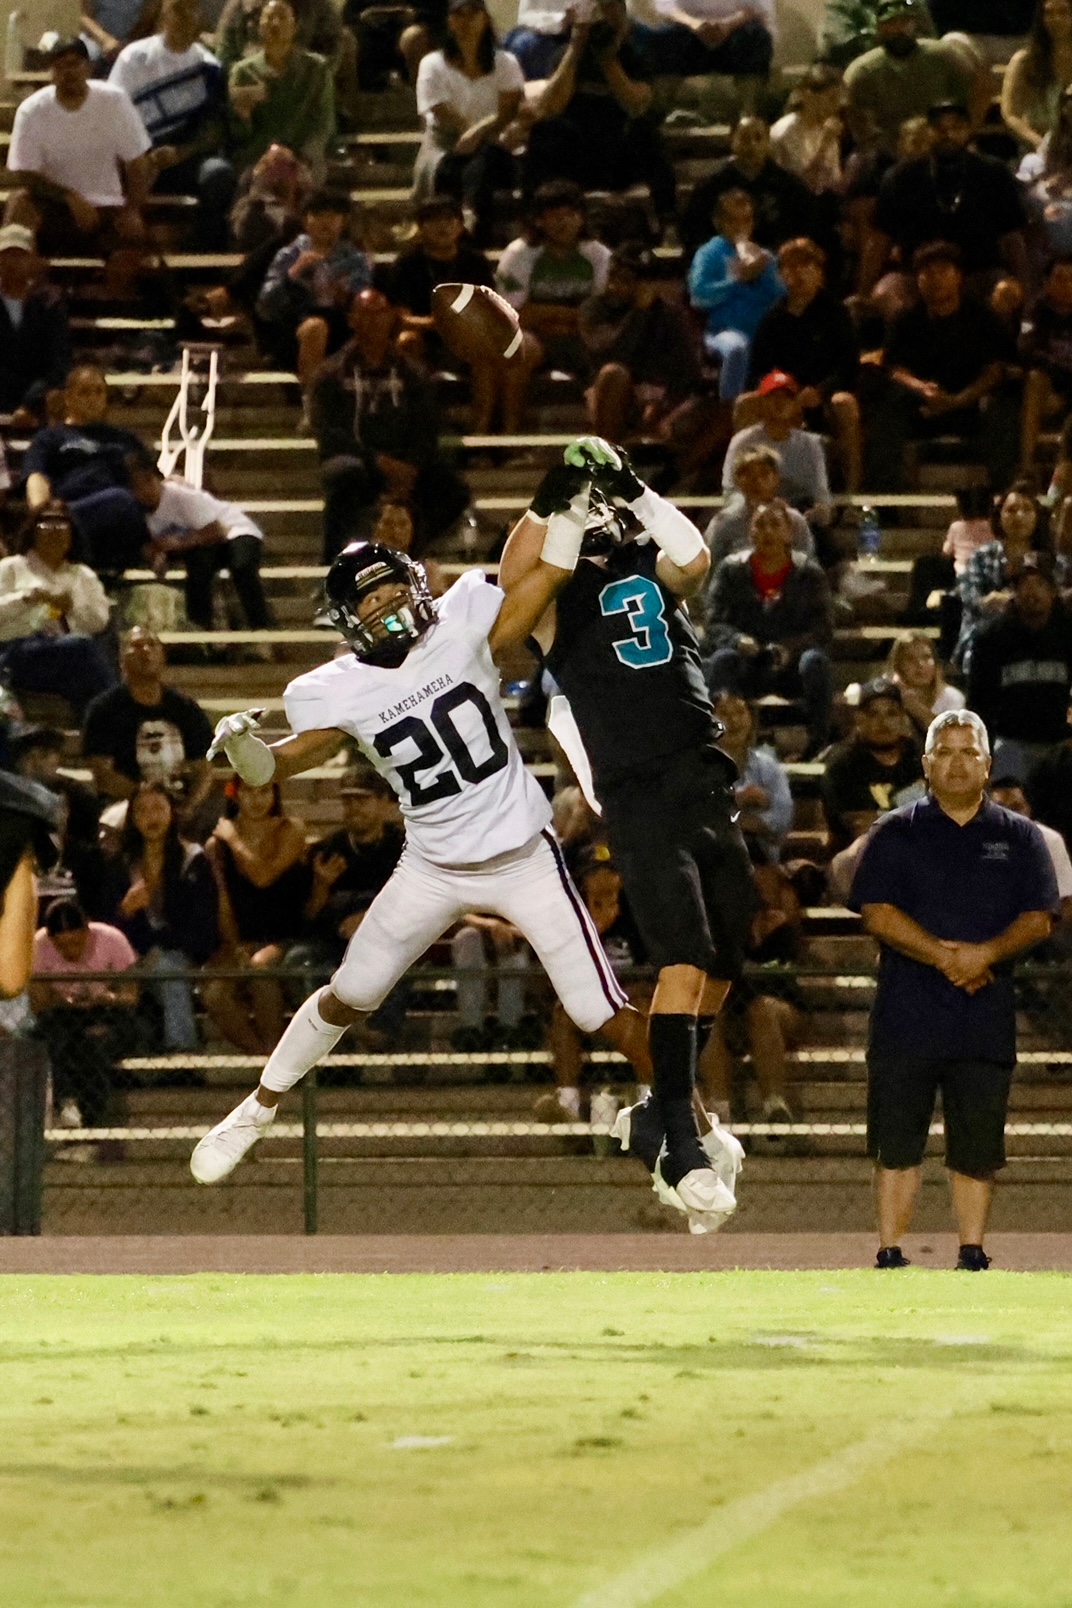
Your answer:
[598,576,673,669]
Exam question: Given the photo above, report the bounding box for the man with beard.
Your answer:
[861,100,1028,294]
[680,114,815,264]
[845,0,975,155]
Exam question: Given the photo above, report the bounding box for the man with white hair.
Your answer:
[848,708,1058,1271]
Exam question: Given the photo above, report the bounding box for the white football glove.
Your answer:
[207,708,276,786]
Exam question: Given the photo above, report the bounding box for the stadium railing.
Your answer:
[27,961,1072,1234]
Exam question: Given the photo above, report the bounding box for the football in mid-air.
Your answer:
[431,282,523,364]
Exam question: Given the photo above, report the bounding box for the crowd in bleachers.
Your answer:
[9,0,1072,1133]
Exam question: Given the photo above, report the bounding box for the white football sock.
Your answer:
[557,1086,581,1118]
[259,993,348,1094]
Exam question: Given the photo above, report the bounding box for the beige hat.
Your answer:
[0,224,35,253]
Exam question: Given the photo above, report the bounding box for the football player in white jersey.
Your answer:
[190,511,656,1185]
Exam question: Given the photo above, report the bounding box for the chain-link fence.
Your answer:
[19,961,1072,1235]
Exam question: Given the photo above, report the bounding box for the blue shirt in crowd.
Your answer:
[687,236,784,339]
[849,795,1058,1063]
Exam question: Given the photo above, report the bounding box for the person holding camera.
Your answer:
[522,0,675,221]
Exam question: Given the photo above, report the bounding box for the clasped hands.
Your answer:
[935,939,995,995]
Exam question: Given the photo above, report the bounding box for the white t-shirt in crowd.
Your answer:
[110,35,220,145]
[496,237,611,309]
[513,0,569,36]
[284,570,551,866]
[8,81,151,207]
[146,479,263,543]
[416,49,524,132]
[770,110,840,192]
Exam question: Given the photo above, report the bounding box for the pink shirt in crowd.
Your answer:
[33,921,137,1006]
[942,517,992,576]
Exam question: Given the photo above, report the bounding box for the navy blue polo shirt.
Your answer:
[849,797,1058,1062]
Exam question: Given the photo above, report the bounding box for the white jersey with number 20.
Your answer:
[283,570,551,867]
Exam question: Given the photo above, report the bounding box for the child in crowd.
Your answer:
[255,188,372,413]
[704,444,815,565]
[495,180,611,426]
[537,852,647,1123]
[688,188,783,401]
[942,483,995,575]
[129,462,270,634]
[885,631,965,741]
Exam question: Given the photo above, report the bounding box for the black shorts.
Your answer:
[599,747,754,980]
[867,1053,1014,1178]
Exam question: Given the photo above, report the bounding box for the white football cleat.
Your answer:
[190,1093,275,1184]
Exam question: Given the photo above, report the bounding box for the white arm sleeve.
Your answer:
[627,486,706,567]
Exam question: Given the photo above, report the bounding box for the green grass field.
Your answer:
[2,1270,1072,1607]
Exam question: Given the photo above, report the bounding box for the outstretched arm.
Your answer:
[565,436,709,598]
[208,713,345,784]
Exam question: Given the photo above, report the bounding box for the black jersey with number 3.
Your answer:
[545,540,722,792]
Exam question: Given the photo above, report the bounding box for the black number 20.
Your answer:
[373,682,509,806]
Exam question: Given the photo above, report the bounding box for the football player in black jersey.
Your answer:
[500,438,754,1227]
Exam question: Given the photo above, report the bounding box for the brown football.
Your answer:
[431,281,523,364]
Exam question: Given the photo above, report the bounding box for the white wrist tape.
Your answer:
[630,486,706,567]
[539,487,590,571]
[226,729,277,787]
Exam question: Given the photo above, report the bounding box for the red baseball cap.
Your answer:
[757,370,798,396]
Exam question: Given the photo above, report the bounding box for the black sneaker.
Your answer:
[956,1244,991,1271]
[875,1246,911,1269]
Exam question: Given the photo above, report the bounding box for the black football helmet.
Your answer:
[324,541,436,662]
[581,486,636,556]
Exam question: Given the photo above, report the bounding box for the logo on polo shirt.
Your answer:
[982,840,1010,861]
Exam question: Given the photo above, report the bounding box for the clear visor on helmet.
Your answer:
[343,582,421,653]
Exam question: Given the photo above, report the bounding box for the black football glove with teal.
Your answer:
[530,460,591,520]
[564,436,644,503]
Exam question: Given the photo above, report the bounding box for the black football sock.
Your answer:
[650,1013,706,1186]
[696,1015,717,1055]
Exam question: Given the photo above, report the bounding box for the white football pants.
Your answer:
[332,829,626,1034]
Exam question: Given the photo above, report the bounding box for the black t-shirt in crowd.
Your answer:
[968,606,1072,745]
[1027,742,1072,852]
[749,290,859,397]
[874,150,1026,273]
[22,421,147,503]
[885,297,1013,395]
[306,822,404,944]
[82,685,214,785]
[1019,298,1072,390]
[821,737,924,848]
[849,796,1057,1061]
[681,157,815,260]
[380,244,495,318]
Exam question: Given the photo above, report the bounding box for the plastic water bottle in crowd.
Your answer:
[858,505,882,562]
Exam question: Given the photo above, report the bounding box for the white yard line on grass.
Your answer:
[571,1401,960,1608]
